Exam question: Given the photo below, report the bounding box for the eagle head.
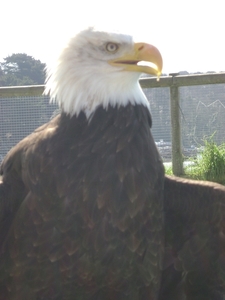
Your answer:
[45,27,163,118]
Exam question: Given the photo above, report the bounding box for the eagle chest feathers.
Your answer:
[13,104,164,299]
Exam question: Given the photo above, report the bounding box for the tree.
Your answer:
[0,53,46,86]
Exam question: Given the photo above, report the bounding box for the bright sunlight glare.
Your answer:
[0,0,225,74]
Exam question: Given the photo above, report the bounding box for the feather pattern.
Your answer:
[0,104,164,300]
[159,176,225,300]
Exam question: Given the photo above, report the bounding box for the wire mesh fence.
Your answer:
[180,84,225,149]
[145,83,225,162]
[1,76,225,165]
[143,87,172,161]
[0,96,58,162]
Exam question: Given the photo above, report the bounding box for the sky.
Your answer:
[1,0,225,74]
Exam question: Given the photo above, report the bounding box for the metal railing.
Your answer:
[1,72,225,175]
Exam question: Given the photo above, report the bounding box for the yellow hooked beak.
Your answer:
[109,42,163,77]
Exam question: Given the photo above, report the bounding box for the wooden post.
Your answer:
[169,74,184,175]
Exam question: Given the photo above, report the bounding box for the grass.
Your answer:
[165,138,225,184]
[164,165,173,175]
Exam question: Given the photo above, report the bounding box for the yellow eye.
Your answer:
[106,42,119,53]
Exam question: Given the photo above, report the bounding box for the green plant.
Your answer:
[185,138,225,184]
[164,164,173,175]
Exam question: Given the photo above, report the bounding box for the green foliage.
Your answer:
[164,165,173,175]
[185,137,225,184]
[0,53,46,86]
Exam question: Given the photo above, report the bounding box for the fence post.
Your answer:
[169,74,184,175]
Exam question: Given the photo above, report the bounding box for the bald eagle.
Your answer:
[1,28,225,300]
[0,28,164,300]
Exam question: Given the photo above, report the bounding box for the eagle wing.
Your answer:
[0,116,61,299]
[160,175,225,300]
[0,116,60,239]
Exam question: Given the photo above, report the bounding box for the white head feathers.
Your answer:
[45,27,150,118]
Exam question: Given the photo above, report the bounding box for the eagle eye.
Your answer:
[106,42,119,53]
